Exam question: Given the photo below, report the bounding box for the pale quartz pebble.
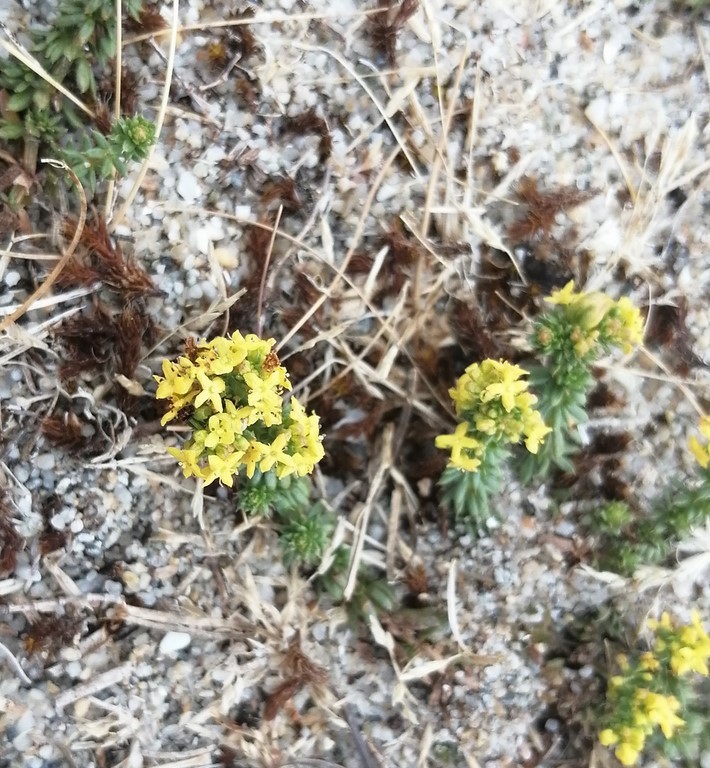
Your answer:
[213,246,239,270]
[176,171,200,203]
[159,631,191,655]
[234,205,252,220]
[65,661,82,678]
[35,453,55,471]
[73,698,91,718]
[14,464,29,483]
[122,571,141,592]
[12,732,32,752]
[204,146,225,164]
[166,218,181,243]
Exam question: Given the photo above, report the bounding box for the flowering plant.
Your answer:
[688,414,710,469]
[436,359,550,532]
[591,414,710,574]
[519,281,644,482]
[599,611,710,766]
[155,333,324,487]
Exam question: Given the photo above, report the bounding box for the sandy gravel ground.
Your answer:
[1,1,710,767]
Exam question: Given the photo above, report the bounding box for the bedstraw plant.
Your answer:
[590,415,710,574]
[0,0,153,198]
[436,283,643,534]
[435,359,551,533]
[598,611,710,766]
[519,281,644,482]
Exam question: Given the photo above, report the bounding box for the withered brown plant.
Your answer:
[41,410,87,453]
[509,176,597,241]
[53,301,154,381]
[348,220,423,302]
[0,494,22,577]
[366,0,420,67]
[59,212,159,300]
[280,107,333,163]
[23,607,84,660]
[124,5,168,36]
[263,635,328,721]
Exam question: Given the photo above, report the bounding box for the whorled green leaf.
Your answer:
[74,57,93,94]
[6,90,33,112]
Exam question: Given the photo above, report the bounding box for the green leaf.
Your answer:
[0,122,25,140]
[96,34,115,63]
[98,157,112,177]
[78,18,96,45]
[74,58,93,94]
[6,90,33,112]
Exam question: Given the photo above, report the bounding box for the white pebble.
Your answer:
[14,465,29,483]
[70,518,83,533]
[159,631,191,655]
[4,270,21,287]
[35,453,55,471]
[176,171,201,203]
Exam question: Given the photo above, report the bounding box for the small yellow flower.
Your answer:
[287,398,325,475]
[155,358,197,399]
[257,432,295,474]
[544,280,580,306]
[620,726,646,751]
[576,291,614,331]
[648,612,672,632]
[193,370,226,412]
[480,361,529,413]
[689,416,710,469]
[615,742,641,766]
[599,729,618,746]
[613,297,644,351]
[671,644,710,676]
[241,442,264,479]
[244,369,287,426]
[207,449,245,487]
[636,690,684,739]
[167,447,206,480]
[204,401,243,448]
[522,411,552,454]
[435,422,482,472]
[639,651,659,672]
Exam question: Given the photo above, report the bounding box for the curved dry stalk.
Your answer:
[0,161,87,334]
[121,8,384,46]
[0,639,31,686]
[103,0,124,220]
[293,41,421,178]
[0,34,94,119]
[109,0,179,232]
[256,206,283,338]
[158,200,450,421]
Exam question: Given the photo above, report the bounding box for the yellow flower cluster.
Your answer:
[599,688,684,766]
[155,333,324,486]
[688,415,710,469]
[544,281,644,356]
[599,611,710,766]
[436,360,551,471]
[649,610,710,677]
